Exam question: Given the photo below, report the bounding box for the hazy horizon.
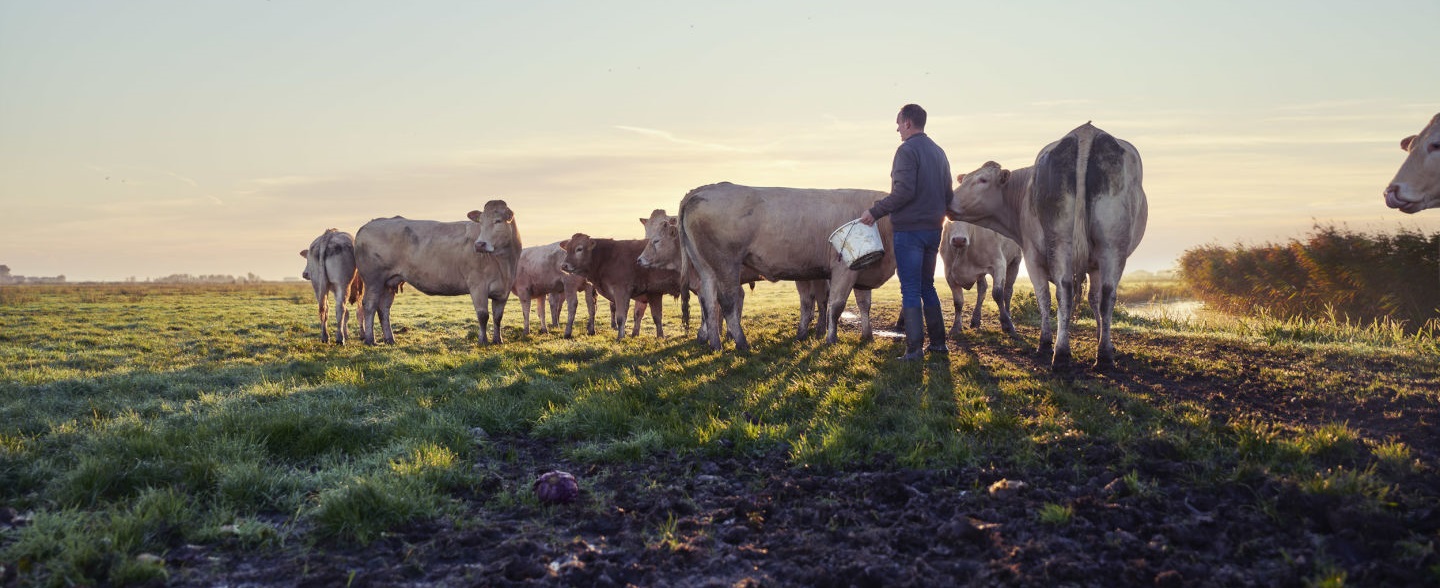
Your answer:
[3,1,1438,282]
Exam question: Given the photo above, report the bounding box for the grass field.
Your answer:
[1,280,1437,586]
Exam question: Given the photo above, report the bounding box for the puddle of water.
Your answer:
[1121,300,1205,322]
[840,310,905,338]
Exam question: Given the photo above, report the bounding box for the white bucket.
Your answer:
[828,219,885,270]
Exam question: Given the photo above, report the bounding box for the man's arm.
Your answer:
[861,145,917,225]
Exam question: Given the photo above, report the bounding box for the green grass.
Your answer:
[1,281,1438,586]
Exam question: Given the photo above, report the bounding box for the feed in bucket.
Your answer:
[828,219,885,270]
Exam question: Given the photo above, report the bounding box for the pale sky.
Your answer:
[2,0,1437,282]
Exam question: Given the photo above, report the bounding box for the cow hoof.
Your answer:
[1093,354,1116,371]
[969,320,981,329]
[1051,350,1072,371]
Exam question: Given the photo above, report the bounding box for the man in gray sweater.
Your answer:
[860,104,954,361]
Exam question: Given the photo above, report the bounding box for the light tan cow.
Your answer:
[950,123,1147,370]
[299,228,363,344]
[354,201,521,345]
[513,242,597,338]
[678,183,897,351]
[636,209,827,340]
[941,220,1022,336]
[1384,112,1440,214]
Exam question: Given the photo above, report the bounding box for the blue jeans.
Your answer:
[894,229,942,310]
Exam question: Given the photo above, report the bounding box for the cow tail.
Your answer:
[1071,123,1097,299]
[347,268,363,305]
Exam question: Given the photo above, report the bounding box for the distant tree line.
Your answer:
[145,273,267,284]
[0,265,66,285]
[1178,225,1440,330]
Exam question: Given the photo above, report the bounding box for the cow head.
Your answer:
[558,233,595,276]
[637,209,681,269]
[468,200,520,253]
[949,161,1010,222]
[299,249,311,280]
[1385,112,1440,214]
[948,223,973,250]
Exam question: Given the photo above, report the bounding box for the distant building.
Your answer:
[0,265,66,284]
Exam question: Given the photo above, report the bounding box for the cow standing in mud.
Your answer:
[1385,112,1440,214]
[353,201,521,345]
[950,123,1148,370]
[299,229,363,344]
[941,220,1022,336]
[678,183,897,351]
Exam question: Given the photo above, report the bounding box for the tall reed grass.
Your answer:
[1178,225,1439,332]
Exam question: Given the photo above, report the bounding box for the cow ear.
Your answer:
[639,217,648,226]
[998,170,1011,185]
[665,217,677,227]
[299,250,309,258]
[559,239,570,251]
[1401,134,1416,151]
[502,208,513,222]
[956,173,966,184]
[467,210,482,222]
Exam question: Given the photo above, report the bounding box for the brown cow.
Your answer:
[1385,112,1440,214]
[941,220,1022,336]
[299,228,363,344]
[636,209,830,340]
[354,201,521,345]
[677,183,896,351]
[560,233,684,340]
[513,242,598,338]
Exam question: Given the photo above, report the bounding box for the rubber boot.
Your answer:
[898,307,925,361]
[924,304,948,353]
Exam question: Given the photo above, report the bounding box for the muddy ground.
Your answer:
[51,326,1440,587]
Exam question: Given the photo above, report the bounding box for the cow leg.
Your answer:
[796,282,814,340]
[1027,264,1054,360]
[971,275,988,329]
[548,292,563,328]
[584,284,597,336]
[1053,271,1078,370]
[490,296,506,345]
[680,288,691,335]
[630,299,646,337]
[1092,262,1123,370]
[823,273,859,344]
[948,281,965,339]
[854,288,873,341]
[649,295,664,338]
[537,294,550,335]
[358,281,379,345]
[999,256,1022,334]
[332,284,349,345]
[563,287,578,339]
[378,286,398,345]
[315,284,330,344]
[614,293,630,341]
[816,282,830,340]
[519,295,533,336]
[720,283,748,351]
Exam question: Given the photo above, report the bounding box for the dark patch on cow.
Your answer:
[402,226,420,247]
[1033,135,1079,229]
[1085,132,1127,204]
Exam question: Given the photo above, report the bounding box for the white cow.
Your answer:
[513,242,597,338]
[354,201,521,345]
[678,184,896,351]
[950,123,1148,369]
[1384,112,1440,214]
[941,220,1022,336]
[299,229,362,344]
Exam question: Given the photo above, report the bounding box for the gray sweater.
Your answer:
[867,132,954,232]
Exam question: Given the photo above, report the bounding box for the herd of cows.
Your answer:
[300,113,1440,370]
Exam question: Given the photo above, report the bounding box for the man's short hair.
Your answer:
[899,104,927,129]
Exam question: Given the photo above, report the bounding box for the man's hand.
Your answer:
[858,210,876,226]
